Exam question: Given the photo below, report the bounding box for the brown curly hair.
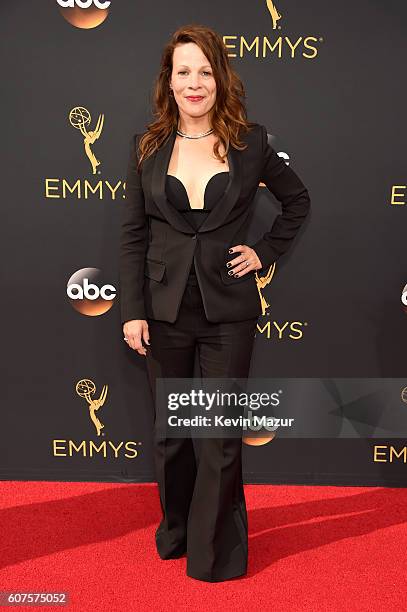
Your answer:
[136,23,256,172]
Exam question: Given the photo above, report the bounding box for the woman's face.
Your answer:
[169,42,217,122]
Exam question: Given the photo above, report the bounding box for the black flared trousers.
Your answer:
[145,275,258,582]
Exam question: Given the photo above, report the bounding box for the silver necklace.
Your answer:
[176,127,214,139]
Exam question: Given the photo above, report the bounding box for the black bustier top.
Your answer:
[165,171,229,282]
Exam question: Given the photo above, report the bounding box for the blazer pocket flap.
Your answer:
[219,266,255,285]
[144,258,166,282]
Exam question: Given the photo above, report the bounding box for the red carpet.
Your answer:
[1,481,407,611]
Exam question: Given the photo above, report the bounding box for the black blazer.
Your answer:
[119,123,311,324]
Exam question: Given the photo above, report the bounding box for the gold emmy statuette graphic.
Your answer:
[266,0,282,29]
[255,262,276,315]
[401,387,407,404]
[69,107,104,174]
[76,379,108,436]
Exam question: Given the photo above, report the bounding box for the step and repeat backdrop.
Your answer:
[1,1,406,485]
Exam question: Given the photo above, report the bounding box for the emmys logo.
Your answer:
[69,107,104,175]
[44,108,124,201]
[224,1,323,60]
[57,0,111,29]
[67,267,116,316]
[76,379,108,436]
[51,377,141,459]
[402,284,407,314]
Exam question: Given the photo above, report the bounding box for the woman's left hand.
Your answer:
[226,245,263,277]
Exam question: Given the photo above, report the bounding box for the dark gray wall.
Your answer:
[1,1,406,485]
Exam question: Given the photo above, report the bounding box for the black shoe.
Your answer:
[155,527,187,559]
[156,541,187,559]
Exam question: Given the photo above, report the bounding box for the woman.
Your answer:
[119,24,311,582]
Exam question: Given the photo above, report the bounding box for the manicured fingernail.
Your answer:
[234,274,239,278]
[228,248,233,253]
[226,262,231,267]
[228,270,234,275]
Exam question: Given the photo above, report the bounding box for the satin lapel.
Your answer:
[151,127,194,234]
[150,126,243,234]
[199,143,242,233]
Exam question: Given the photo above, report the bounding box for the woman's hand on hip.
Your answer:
[123,320,150,356]
[227,245,263,277]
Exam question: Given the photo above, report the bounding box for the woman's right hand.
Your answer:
[123,319,150,356]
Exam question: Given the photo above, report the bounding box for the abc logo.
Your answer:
[67,268,116,316]
[57,0,111,7]
[402,284,407,314]
[57,0,111,30]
